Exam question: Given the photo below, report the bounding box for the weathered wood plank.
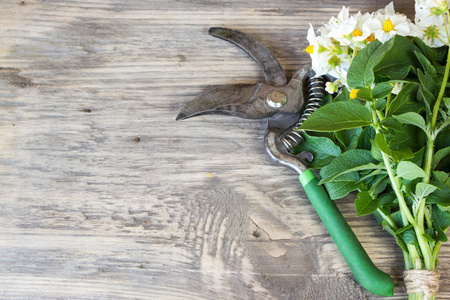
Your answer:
[0,0,447,299]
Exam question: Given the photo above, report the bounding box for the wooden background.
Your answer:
[0,0,448,299]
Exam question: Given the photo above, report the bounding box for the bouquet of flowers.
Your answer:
[299,1,450,299]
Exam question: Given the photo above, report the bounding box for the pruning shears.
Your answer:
[176,27,394,297]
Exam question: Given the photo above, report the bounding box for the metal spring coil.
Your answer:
[281,76,326,152]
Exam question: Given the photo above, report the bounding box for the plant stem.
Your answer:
[376,208,397,230]
[371,102,433,272]
[380,150,416,226]
[415,199,434,270]
[370,108,416,226]
[432,13,450,130]
[373,127,423,268]
[432,228,448,267]
[410,11,450,280]
[408,293,426,300]
[423,137,435,184]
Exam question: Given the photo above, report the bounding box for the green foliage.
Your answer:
[386,83,419,117]
[396,161,428,180]
[293,132,341,168]
[299,101,372,132]
[295,36,450,271]
[347,39,382,88]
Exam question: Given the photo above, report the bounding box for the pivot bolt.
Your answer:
[266,90,287,108]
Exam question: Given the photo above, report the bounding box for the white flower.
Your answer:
[325,80,343,94]
[306,24,350,78]
[416,0,449,12]
[326,7,359,46]
[352,12,377,46]
[419,24,448,46]
[415,0,449,47]
[323,7,377,50]
[392,82,404,94]
[363,2,419,43]
[376,1,397,15]
[415,0,446,27]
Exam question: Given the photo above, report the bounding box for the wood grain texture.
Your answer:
[0,0,448,299]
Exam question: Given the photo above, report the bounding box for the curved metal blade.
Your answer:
[209,27,287,87]
[176,83,277,120]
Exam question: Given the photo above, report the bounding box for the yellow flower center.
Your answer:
[350,89,359,99]
[305,45,314,54]
[352,29,363,37]
[366,34,375,42]
[383,19,394,33]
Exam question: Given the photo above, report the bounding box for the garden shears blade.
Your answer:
[176,27,394,297]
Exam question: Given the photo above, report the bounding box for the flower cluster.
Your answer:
[306,1,450,92]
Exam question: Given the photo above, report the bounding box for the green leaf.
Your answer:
[436,45,448,64]
[358,168,387,183]
[357,126,376,150]
[356,87,372,100]
[401,177,421,197]
[403,228,419,245]
[386,83,419,117]
[294,132,341,169]
[333,87,350,102]
[437,118,450,134]
[373,35,421,80]
[319,149,381,184]
[380,191,398,207]
[373,83,393,99]
[422,233,435,243]
[444,97,450,110]
[375,132,392,155]
[335,128,362,151]
[412,36,437,66]
[347,39,383,88]
[382,220,409,252]
[426,228,437,240]
[415,182,439,200]
[395,223,413,234]
[375,99,387,111]
[393,148,415,161]
[370,139,384,161]
[427,182,450,204]
[355,191,381,216]
[415,51,437,78]
[321,172,360,200]
[325,181,360,200]
[298,102,373,132]
[390,211,406,228]
[432,205,450,230]
[407,147,426,167]
[391,124,426,153]
[380,117,404,132]
[396,161,428,180]
[392,112,427,134]
[432,219,448,242]
[420,88,435,119]
[433,171,449,184]
[418,69,436,95]
[436,127,450,149]
[432,146,450,169]
[369,175,389,195]
[393,102,425,115]
[374,132,413,160]
[321,162,385,184]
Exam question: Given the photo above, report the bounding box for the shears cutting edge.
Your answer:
[176,27,394,297]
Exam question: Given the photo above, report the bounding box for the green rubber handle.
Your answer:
[299,169,394,297]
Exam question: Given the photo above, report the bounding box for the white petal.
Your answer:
[337,6,350,21]
[307,24,317,45]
